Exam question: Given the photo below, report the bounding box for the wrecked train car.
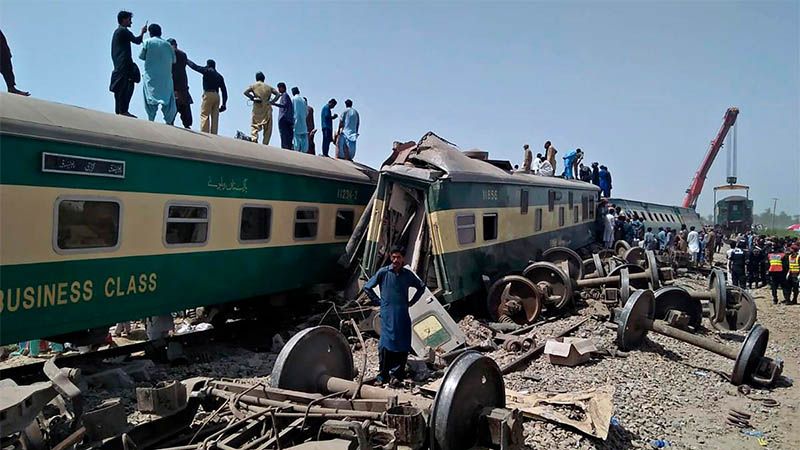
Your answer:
[354,133,600,307]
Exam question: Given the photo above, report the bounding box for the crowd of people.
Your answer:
[108,10,360,160]
[519,142,614,197]
[728,233,799,305]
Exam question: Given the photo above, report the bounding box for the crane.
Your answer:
[682,107,740,209]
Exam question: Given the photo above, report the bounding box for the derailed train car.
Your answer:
[609,198,703,231]
[352,133,600,310]
[0,94,376,345]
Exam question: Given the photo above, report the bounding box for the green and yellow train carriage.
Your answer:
[358,133,599,307]
[0,94,376,345]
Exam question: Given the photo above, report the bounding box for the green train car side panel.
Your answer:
[0,135,373,204]
[0,243,345,344]
[428,180,596,211]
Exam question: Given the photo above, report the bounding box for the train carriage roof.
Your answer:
[386,132,600,190]
[0,94,376,184]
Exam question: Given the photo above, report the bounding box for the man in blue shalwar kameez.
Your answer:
[291,87,308,152]
[363,246,426,385]
[139,24,176,124]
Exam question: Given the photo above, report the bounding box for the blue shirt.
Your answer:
[292,94,307,134]
[321,103,334,130]
[364,265,426,352]
[277,92,293,121]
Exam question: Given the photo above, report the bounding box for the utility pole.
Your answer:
[771,198,778,232]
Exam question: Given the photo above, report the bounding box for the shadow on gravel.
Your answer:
[592,423,640,449]
[640,338,684,362]
[717,332,745,343]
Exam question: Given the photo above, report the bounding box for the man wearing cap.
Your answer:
[363,246,426,385]
[726,240,749,289]
[767,240,786,304]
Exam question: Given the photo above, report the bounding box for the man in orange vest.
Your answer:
[766,241,786,304]
[785,244,799,305]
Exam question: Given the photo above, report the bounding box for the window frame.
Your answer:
[520,189,529,215]
[548,190,556,212]
[238,203,273,244]
[534,208,543,232]
[568,192,574,209]
[163,200,211,248]
[455,213,477,245]
[558,206,565,227]
[574,205,580,224]
[293,206,320,241]
[53,195,123,255]
[482,212,499,242]
[588,197,595,219]
[334,208,356,239]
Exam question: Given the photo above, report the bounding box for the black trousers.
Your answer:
[731,271,746,289]
[321,128,333,157]
[747,267,761,288]
[113,79,135,115]
[770,272,787,302]
[175,89,193,128]
[378,347,408,382]
[788,275,799,303]
[1,55,15,89]
[278,117,294,150]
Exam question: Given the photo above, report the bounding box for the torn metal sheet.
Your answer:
[409,288,466,355]
[505,385,614,440]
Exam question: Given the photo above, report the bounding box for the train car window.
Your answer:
[55,198,121,252]
[581,197,589,220]
[548,190,556,212]
[568,192,574,209]
[574,206,580,224]
[294,208,319,240]
[335,209,355,238]
[165,203,209,246]
[535,209,543,231]
[456,214,476,245]
[589,198,595,219]
[559,207,565,227]
[483,213,498,241]
[239,206,272,242]
[520,190,529,214]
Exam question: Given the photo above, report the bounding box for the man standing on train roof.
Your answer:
[305,98,316,154]
[243,72,279,144]
[187,58,227,134]
[521,144,533,172]
[1,30,30,96]
[290,87,308,152]
[138,24,177,125]
[337,99,360,160]
[591,162,600,186]
[320,99,338,157]
[167,39,192,129]
[273,82,294,149]
[572,149,584,179]
[598,165,612,197]
[110,11,146,117]
[544,141,558,174]
[363,246,426,386]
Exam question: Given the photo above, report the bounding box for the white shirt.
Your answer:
[537,160,554,177]
[687,230,699,253]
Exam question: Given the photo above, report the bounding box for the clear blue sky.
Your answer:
[2,1,798,217]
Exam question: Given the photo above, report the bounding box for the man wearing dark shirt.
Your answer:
[320,99,338,157]
[305,98,316,155]
[363,246,426,385]
[167,39,192,129]
[1,30,30,96]
[109,10,146,116]
[187,59,227,134]
[272,82,294,149]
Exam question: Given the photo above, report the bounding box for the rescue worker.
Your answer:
[544,141,558,174]
[167,39,193,128]
[109,10,146,116]
[243,71,279,144]
[598,165,612,197]
[291,87,308,152]
[273,82,294,149]
[363,246,426,385]
[320,99,338,157]
[521,144,532,173]
[727,240,748,289]
[187,59,228,134]
[138,24,176,124]
[785,244,799,304]
[767,243,789,305]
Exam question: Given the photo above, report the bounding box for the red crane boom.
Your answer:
[682,107,740,209]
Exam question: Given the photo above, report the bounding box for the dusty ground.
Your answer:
[4,263,799,449]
